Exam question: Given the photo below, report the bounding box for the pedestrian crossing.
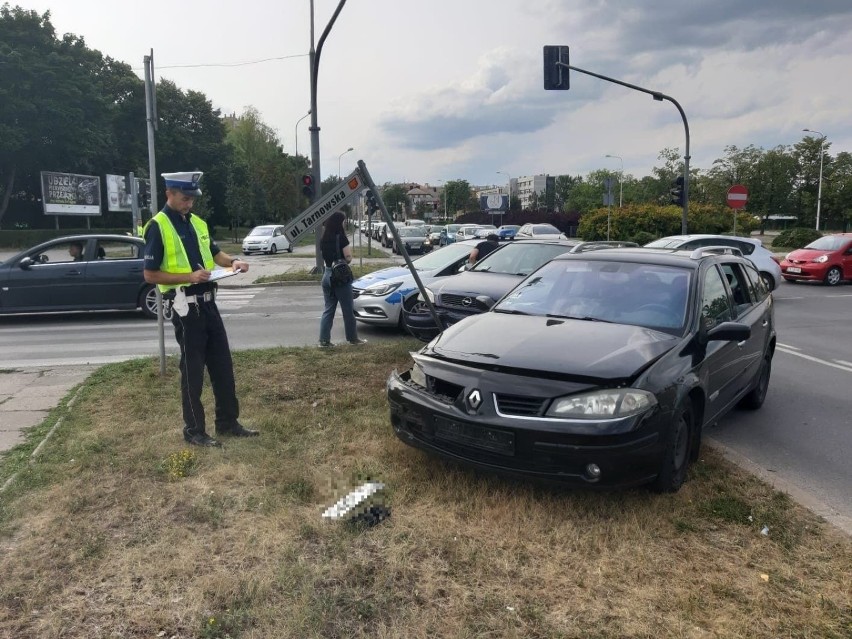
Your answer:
[215,287,264,310]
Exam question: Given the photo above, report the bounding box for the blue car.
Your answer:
[497,225,520,241]
[352,240,480,331]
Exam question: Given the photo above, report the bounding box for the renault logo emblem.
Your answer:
[467,389,482,410]
[462,297,473,307]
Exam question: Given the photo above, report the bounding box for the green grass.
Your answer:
[0,345,850,638]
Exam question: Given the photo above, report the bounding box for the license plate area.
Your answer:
[433,416,515,455]
[787,266,802,274]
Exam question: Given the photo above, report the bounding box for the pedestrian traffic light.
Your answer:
[543,45,570,90]
[670,175,685,206]
[301,174,314,199]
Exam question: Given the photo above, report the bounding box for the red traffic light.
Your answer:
[302,174,314,198]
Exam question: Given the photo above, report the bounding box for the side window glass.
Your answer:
[719,263,754,316]
[96,241,140,260]
[35,240,87,264]
[736,240,755,256]
[701,266,732,329]
[742,263,768,301]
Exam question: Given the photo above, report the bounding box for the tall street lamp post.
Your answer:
[294,109,311,156]
[438,179,448,219]
[605,154,623,207]
[338,146,354,179]
[803,128,826,231]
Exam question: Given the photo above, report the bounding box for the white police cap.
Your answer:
[162,171,203,196]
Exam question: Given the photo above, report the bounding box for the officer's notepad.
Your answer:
[208,267,241,282]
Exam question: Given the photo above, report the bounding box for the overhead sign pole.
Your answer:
[544,45,691,233]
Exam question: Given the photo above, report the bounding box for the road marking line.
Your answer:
[778,342,800,351]
[776,346,852,374]
[835,360,852,368]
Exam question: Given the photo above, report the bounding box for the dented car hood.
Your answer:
[428,313,679,381]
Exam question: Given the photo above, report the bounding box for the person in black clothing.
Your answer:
[68,241,84,262]
[469,233,500,265]
[318,211,365,347]
[143,171,258,447]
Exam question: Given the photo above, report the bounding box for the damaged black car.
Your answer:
[388,247,776,492]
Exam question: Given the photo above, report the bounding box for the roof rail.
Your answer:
[569,240,640,253]
[689,245,744,259]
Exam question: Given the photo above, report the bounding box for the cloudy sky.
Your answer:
[18,0,852,188]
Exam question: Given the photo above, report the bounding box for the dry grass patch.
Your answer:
[0,342,850,638]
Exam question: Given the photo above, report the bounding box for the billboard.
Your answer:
[479,194,508,211]
[40,171,101,216]
[106,174,151,212]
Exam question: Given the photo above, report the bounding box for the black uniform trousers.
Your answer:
[171,300,239,434]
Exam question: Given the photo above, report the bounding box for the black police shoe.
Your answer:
[216,422,260,437]
[183,427,222,447]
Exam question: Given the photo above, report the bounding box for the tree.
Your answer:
[0,6,117,226]
[380,183,407,218]
[444,179,473,216]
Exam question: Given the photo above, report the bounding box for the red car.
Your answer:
[781,233,852,286]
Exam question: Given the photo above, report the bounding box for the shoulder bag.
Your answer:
[330,233,354,286]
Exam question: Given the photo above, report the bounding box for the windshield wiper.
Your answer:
[545,314,613,323]
[493,308,530,315]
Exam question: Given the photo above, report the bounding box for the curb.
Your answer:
[706,437,852,538]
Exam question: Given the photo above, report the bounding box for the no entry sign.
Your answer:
[726,184,748,209]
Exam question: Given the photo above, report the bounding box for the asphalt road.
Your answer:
[709,281,852,526]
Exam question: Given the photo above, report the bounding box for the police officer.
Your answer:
[143,171,258,447]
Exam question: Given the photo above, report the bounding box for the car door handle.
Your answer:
[737,340,747,348]
[65,270,83,277]
[761,320,768,327]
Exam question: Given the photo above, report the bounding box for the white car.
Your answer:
[644,234,782,290]
[242,225,292,255]
[453,225,483,243]
[352,240,479,330]
[515,223,565,240]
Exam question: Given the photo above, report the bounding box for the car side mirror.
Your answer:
[19,257,35,269]
[706,321,751,343]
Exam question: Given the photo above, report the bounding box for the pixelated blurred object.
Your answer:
[321,481,390,527]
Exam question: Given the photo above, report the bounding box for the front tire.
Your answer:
[824,266,842,286]
[651,399,693,493]
[270,243,278,255]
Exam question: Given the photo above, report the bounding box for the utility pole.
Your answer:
[308,0,349,272]
[144,50,165,375]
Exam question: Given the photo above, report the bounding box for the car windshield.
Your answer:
[472,242,574,276]
[411,243,471,270]
[446,225,462,233]
[532,224,560,235]
[495,259,691,334]
[397,227,426,237]
[805,236,848,251]
[249,227,274,237]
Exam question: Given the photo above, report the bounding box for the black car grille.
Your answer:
[495,394,548,417]
[440,294,489,312]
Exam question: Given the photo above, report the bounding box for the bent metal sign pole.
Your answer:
[286,161,442,332]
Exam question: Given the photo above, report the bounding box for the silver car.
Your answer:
[644,234,782,290]
[352,240,479,330]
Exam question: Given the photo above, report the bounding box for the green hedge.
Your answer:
[771,227,822,249]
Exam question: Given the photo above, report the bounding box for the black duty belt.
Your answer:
[185,290,216,304]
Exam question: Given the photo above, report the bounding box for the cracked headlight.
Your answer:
[547,389,657,419]
[362,281,402,297]
[409,362,427,388]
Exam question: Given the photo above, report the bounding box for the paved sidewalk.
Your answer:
[0,366,99,452]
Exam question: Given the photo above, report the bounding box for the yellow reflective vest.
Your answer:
[146,211,215,293]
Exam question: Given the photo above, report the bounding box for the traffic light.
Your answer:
[301,174,314,199]
[364,189,379,216]
[137,179,151,211]
[543,45,570,90]
[670,175,685,206]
